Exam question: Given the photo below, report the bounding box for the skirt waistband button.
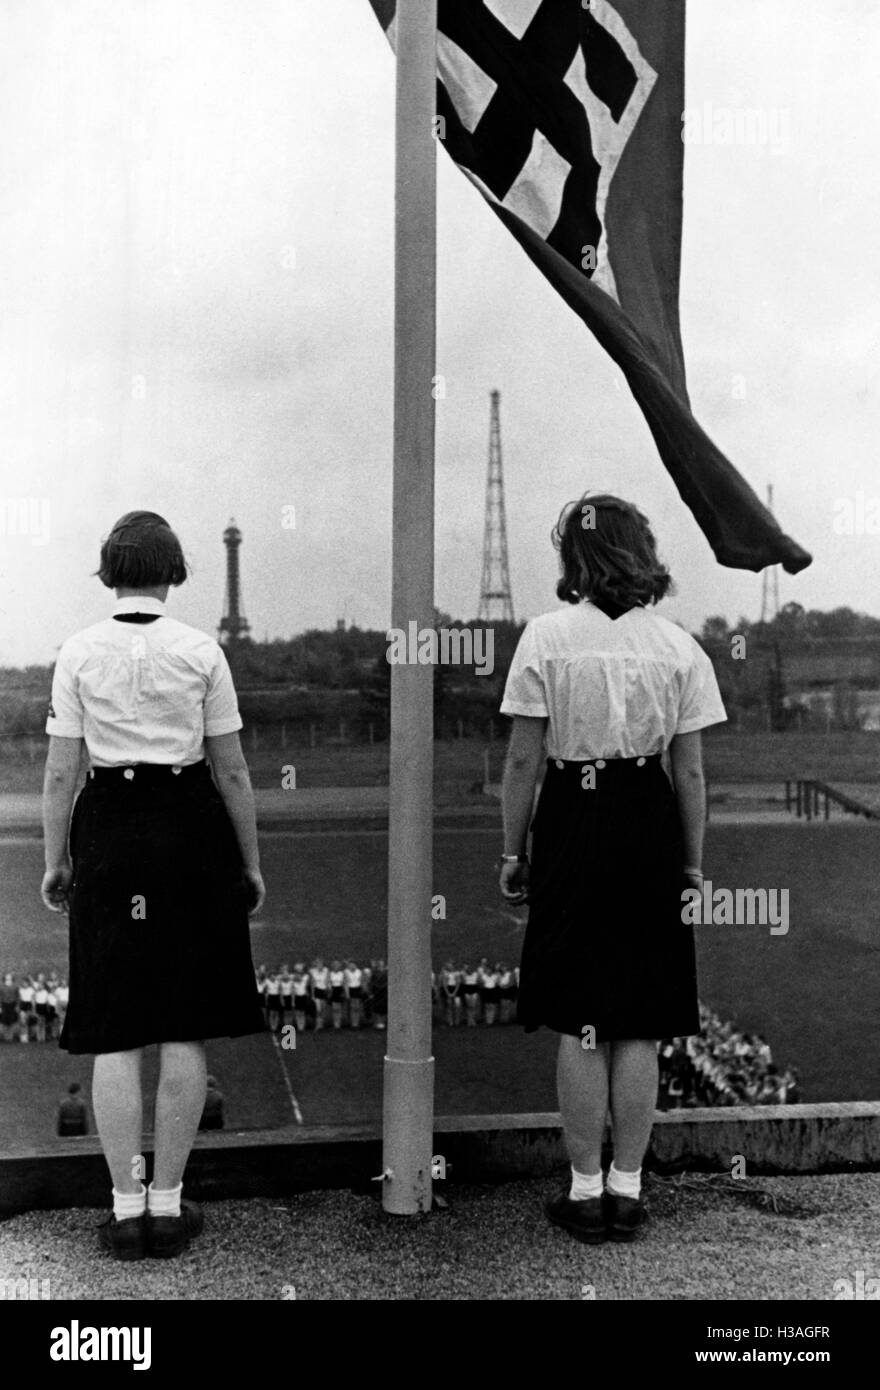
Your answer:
[595,759,606,769]
[123,768,135,780]
[636,756,646,766]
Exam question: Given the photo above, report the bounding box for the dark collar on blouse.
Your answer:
[112,614,160,623]
[589,597,636,621]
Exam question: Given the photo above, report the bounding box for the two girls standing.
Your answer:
[42,494,725,1254]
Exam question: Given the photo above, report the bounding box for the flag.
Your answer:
[368,0,811,575]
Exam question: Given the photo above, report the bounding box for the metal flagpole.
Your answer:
[381,0,438,1215]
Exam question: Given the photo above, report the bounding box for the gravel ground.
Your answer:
[1,1173,877,1301]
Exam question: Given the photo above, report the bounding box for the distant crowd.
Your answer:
[0,972,68,1042]
[255,959,521,1032]
[257,964,800,1107]
[658,1004,801,1109]
[3,966,800,1110]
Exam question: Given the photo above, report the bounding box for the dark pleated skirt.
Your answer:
[517,756,699,1042]
[60,762,266,1055]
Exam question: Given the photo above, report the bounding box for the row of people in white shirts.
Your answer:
[437,964,519,996]
[256,963,370,1001]
[3,977,70,1011]
[255,962,518,999]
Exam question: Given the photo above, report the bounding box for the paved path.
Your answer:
[0,787,395,832]
[7,781,880,832]
[0,786,511,835]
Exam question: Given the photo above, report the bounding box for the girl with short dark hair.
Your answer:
[41,511,266,1260]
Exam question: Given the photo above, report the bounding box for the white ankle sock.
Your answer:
[112,1184,146,1220]
[606,1163,641,1199]
[147,1181,182,1218]
[569,1166,604,1201]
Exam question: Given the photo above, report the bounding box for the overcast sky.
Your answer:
[1,0,878,666]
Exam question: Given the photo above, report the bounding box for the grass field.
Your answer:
[1,817,878,1148]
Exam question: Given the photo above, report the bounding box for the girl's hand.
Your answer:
[41,864,73,913]
[499,859,530,903]
[243,867,266,917]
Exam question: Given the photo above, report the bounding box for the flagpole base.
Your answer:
[381,1054,435,1214]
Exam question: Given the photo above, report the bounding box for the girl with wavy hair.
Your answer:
[499,494,726,1244]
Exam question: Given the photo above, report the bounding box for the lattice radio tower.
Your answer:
[219,518,251,645]
[759,485,780,624]
[477,390,515,623]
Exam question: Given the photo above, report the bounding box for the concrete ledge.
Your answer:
[1,1103,878,1217]
[0,789,504,839]
[649,1101,880,1174]
[428,1105,880,1182]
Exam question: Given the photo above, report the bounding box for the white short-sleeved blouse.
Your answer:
[45,595,243,767]
[500,601,726,760]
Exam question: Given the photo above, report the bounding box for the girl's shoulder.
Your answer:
[525,606,581,640]
[632,610,710,669]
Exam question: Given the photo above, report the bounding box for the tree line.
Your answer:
[1,607,877,739]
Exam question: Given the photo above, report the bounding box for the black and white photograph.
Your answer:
[0,0,877,1342]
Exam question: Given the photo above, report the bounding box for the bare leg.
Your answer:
[152,1041,207,1190]
[608,1039,659,1171]
[92,1048,144,1193]
[556,1034,610,1174]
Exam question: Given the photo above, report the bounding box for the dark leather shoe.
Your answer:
[545,1193,606,1244]
[98,1214,145,1261]
[146,1198,205,1259]
[604,1191,647,1241]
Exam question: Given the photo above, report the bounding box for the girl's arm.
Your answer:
[205,731,265,914]
[41,736,84,910]
[669,731,706,876]
[499,715,547,901]
[501,715,547,854]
